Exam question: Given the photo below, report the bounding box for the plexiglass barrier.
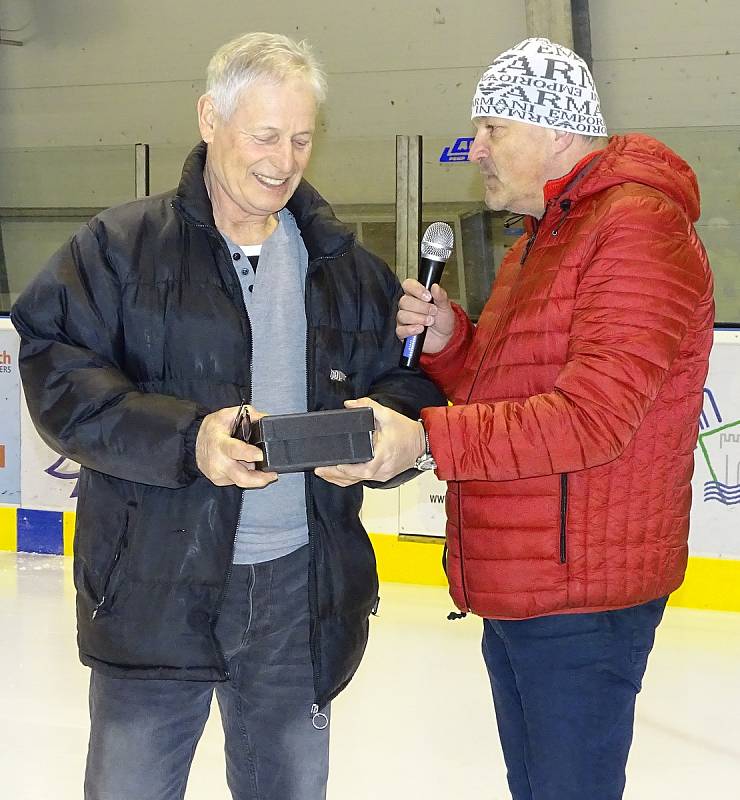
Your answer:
[2,128,739,322]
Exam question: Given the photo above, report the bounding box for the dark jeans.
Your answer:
[84,545,329,800]
[482,597,668,800]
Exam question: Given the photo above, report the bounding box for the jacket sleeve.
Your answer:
[11,220,209,489]
[417,302,476,399]
[422,196,714,482]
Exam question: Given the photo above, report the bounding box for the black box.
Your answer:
[248,407,375,473]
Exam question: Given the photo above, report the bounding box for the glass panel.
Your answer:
[421,127,740,324]
[360,222,396,269]
[333,203,395,268]
[148,143,194,196]
[0,145,133,313]
[640,126,740,325]
[420,133,503,321]
[0,214,96,313]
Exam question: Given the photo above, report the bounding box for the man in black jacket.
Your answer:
[11,32,443,800]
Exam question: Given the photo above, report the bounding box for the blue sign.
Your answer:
[440,137,474,163]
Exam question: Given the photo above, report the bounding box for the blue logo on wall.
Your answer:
[440,137,474,163]
[698,388,740,506]
[45,456,80,498]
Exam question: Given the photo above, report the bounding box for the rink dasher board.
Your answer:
[1,318,738,563]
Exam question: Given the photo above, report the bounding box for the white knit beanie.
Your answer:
[472,38,607,136]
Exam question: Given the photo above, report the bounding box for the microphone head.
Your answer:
[421,222,454,261]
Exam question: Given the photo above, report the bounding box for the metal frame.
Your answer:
[394,135,422,283]
[134,143,150,199]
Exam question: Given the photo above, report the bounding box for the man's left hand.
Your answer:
[315,398,425,487]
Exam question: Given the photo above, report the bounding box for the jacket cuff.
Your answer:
[419,303,473,382]
[420,405,455,481]
[183,412,208,480]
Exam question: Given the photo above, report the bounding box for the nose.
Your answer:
[271,139,296,175]
[469,129,489,163]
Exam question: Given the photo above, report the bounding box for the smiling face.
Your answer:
[469,116,557,218]
[198,76,317,228]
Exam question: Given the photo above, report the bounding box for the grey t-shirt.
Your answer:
[222,209,309,564]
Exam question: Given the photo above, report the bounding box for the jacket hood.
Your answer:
[571,133,701,222]
[174,141,354,260]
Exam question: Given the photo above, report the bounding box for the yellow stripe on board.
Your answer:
[0,506,17,552]
[369,533,740,612]
[2,519,739,613]
[370,532,446,587]
[669,556,740,613]
[63,511,76,557]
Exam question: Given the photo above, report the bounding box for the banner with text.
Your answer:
[0,323,21,505]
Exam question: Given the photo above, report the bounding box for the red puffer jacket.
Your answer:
[420,134,714,620]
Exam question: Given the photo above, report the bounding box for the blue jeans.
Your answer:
[84,545,329,800]
[482,597,668,800]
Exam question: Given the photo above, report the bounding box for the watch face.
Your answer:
[415,455,437,471]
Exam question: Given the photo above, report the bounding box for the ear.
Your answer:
[551,129,575,155]
[197,94,218,144]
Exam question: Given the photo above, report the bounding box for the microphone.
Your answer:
[399,222,454,369]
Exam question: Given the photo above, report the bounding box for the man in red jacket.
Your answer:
[318,37,714,800]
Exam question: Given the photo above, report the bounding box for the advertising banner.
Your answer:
[0,320,21,505]
[20,394,79,512]
[398,470,446,539]
[689,331,740,557]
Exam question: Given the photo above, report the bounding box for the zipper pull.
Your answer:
[310,703,329,730]
[371,596,380,616]
[447,610,467,621]
[92,597,106,620]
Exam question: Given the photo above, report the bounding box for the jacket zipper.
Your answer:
[214,252,254,680]
[303,250,351,725]
[455,488,470,612]
[520,223,540,265]
[559,473,568,564]
[303,254,332,730]
[92,520,129,619]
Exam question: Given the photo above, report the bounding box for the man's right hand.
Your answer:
[396,279,455,354]
[195,405,278,489]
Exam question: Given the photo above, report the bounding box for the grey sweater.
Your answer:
[223,209,309,564]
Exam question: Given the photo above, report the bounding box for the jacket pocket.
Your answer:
[91,515,130,620]
[559,473,568,564]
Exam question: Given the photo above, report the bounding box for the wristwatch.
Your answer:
[414,421,437,471]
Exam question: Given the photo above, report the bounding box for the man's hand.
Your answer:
[396,279,456,354]
[196,405,278,489]
[314,398,426,487]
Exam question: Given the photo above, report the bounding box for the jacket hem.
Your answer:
[79,652,227,682]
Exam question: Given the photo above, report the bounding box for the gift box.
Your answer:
[245,407,375,473]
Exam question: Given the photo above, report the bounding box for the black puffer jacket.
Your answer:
[12,142,444,707]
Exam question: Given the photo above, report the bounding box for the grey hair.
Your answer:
[206,32,327,118]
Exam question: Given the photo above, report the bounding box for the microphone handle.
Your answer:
[399,257,446,370]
